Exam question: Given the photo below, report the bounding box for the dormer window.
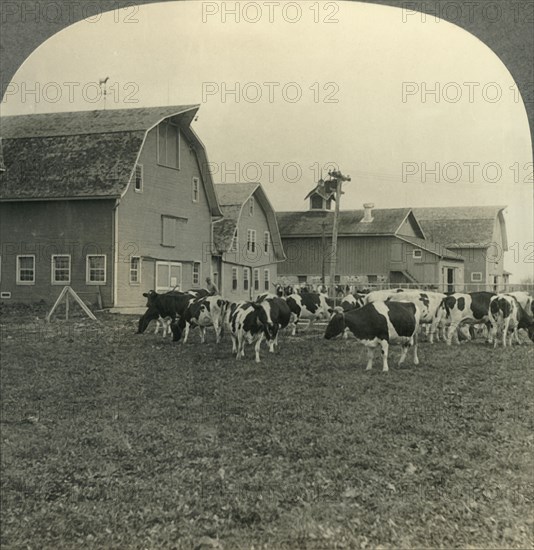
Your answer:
[249,197,254,216]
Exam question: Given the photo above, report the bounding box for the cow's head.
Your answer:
[142,290,158,307]
[251,303,272,337]
[324,308,345,339]
[273,283,284,297]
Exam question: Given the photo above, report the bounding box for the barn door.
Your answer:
[446,268,455,294]
[156,262,182,292]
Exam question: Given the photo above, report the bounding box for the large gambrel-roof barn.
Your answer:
[0,105,225,308]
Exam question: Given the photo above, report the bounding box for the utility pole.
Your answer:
[327,169,351,304]
[321,221,326,283]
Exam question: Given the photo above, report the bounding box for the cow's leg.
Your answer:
[398,341,410,366]
[380,340,390,372]
[213,322,221,344]
[182,322,190,343]
[199,326,206,344]
[254,334,263,363]
[502,318,511,347]
[446,322,459,346]
[154,318,162,335]
[365,346,375,371]
[291,318,299,336]
[304,317,314,331]
[413,334,420,365]
[230,334,237,354]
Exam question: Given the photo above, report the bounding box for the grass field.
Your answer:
[1,304,533,549]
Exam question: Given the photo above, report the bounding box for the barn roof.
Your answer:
[413,206,508,249]
[213,183,286,261]
[276,208,422,237]
[0,106,222,216]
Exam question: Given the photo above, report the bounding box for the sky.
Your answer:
[1,0,532,280]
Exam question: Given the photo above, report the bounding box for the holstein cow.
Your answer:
[340,293,366,312]
[171,296,227,344]
[285,292,333,335]
[441,291,495,345]
[385,290,446,343]
[324,301,421,372]
[228,301,271,363]
[273,283,296,298]
[488,294,522,347]
[137,290,196,334]
[255,293,292,352]
[489,293,534,346]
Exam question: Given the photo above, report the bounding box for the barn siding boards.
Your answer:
[116,124,214,307]
[0,200,114,305]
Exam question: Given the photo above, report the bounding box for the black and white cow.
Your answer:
[171,296,227,344]
[339,293,366,312]
[488,294,522,347]
[227,301,271,363]
[273,283,296,298]
[441,291,495,345]
[137,290,195,334]
[285,292,333,335]
[385,290,446,343]
[324,301,421,372]
[255,293,292,352]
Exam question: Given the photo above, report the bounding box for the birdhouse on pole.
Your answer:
[304,178,337,211]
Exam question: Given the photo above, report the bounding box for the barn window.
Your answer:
[253,269,260,291]
[86,255,106,284]
[243,269,250,291]
[298,275,307,284]
[264,231,270,254]
[192,177,199,203]
[129,257,140,284]
[249,197,254,216]
[161,216,176,247]
[192,262,201,286]
[471,272,483,282]
[232,267,238,291]
[134,164,143,192]
[247,229,256,253]
[413,249,422,259]
[264,269,270,291]
[157,120,180,169]
[52,255,71,284]
[230,230,238,253]
[17,255,35,285]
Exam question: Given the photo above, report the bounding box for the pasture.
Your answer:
[1,304,533,549]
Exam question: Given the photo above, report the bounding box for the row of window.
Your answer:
[231,267,270,292]
[10,255,109,285]
[230,230,271,254]
[8,255,203,287]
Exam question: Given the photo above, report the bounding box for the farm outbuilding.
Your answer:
[212,183,285,301]
[413,206,509,291]
[276,201,465,292]
[0,105,223,308]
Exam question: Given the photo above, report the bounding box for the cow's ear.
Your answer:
[142,292,148,297]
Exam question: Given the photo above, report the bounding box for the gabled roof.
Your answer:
[413,206,508,249]
[0,106,222,216]
[276,208,425,237]
[213,183,285,261]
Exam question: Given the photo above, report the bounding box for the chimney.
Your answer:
[362,203,374,222]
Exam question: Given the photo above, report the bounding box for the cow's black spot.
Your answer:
[457,297,465,311]
[419,293,430,308]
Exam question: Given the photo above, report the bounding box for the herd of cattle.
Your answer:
[136,285,534,371]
